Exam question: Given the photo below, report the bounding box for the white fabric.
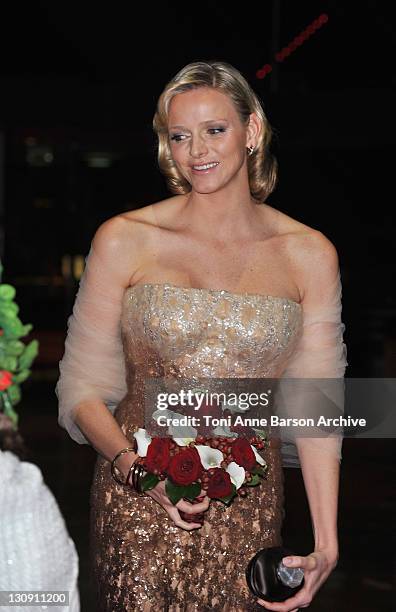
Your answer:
[0,450,80,611]
[55,242,128,445]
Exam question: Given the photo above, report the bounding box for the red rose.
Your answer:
[145,438,171,473]
[207,468,233,499]
[167,446,203,486]
[231,438,256,470]
[0,370,13,391]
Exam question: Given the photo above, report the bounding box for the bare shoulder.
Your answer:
[287,225,339,268]
[93,195,180,250]
[91,214,140,257]
[265,204,340,301]
[120,194,184,228]
[266,204,339,264]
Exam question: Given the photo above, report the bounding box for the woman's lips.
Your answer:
[191,163,220,175]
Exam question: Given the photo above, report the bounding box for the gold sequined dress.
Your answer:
[89,283,303,611]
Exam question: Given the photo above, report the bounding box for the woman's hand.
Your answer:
[256,549,338,611]
[144,480,210,530]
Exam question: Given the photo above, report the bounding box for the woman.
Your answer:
[56,60,347,611]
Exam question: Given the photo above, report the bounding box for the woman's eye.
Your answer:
[170,134,185,142]
[170,127,226,143]
[208,127,226,135]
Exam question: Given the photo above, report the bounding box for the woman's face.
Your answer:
[167,87,253,193]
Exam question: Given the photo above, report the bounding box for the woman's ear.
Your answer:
[245,112,261,148]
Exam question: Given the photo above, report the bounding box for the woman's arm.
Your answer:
[72,399,139,479]
[296,439,339,560]
[257,231,348,611]
[56,216,140,479]
[295,233,345,560]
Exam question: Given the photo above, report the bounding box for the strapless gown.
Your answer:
[89,283,303,611]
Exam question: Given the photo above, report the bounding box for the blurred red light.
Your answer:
[256,12,329,78]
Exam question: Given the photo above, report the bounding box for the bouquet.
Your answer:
[132,424,269,522]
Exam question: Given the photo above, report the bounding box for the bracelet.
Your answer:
[131,460,147,496]
[111,446,137,486]
[126,460,136,488]
[125,458,146,495]
[110,427,147,495]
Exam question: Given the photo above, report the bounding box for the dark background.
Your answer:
[1,1,395,610]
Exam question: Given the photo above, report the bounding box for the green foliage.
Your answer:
[0,260,39,429]
[245,473,261,486]
[140,472,160,492]
[165,479,201,505]
[250,465,267,477]
[253,428,268,440]
[0,283,16,301]
[1,390,18,428]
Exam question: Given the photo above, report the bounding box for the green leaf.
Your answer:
[251,465,267,477]
[12,369,31,383]
[4,340,25,356]
[0,391,18,427]
[0,302,19,318]
[181,482,201,502]
[140,472,160,492]
[3,403,18,427]
[21,323,33,337]
[252,428,268,440]
[19,340,39,369]
[6,384,21,405]
[245,473,261,487]
[0,318,24,337]
[0,284,16,301]
[0,355,18,371]
[165,478,197,505]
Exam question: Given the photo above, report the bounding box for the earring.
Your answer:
[247,145,255,156]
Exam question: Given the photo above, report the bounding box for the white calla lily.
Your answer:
[133,428,152,457]
[172,435,197,446]
[212,424,234,437]
[252,445,266,466]
[194,445,224,470]
[222,399,251,414]
[152,408,174,420]
[152,408,197,445]
[226,461,246,490]
[169,424,197,446]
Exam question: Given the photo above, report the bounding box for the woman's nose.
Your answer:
[190,137,208,158]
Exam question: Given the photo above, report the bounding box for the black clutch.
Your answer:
[246,546,304,603]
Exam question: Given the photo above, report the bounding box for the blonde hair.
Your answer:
[152,60,278,202]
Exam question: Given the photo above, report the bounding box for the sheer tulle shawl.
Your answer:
[278,268,348,468]
[55,243,128,444]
